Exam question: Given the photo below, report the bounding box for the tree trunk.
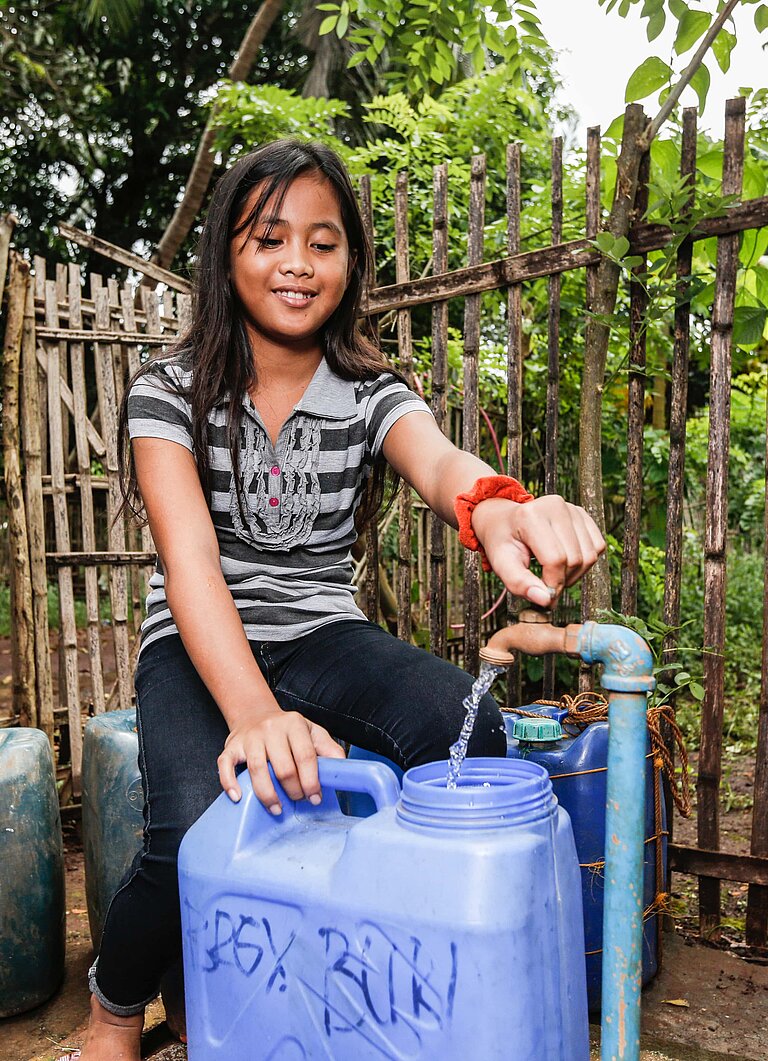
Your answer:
[578,0,741,618]
[151,0,286,271]
[579,103,649,615]
[302,29,338,98]
[299,2,343,99]
[0,212,18,306]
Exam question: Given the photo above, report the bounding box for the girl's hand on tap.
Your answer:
[470,495,606,607]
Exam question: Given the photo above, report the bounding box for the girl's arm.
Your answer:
[133,437,343,814]
[382,412,605,605]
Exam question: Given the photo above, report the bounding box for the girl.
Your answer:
[78,139,604,1060]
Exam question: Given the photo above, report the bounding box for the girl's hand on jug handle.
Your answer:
[471,494,606,607]
[218,710,345,817]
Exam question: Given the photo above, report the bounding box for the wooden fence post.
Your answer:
[462,155,486,677]
[579,125,601,693]
[621,149,651,617]
[429,163,449,659]
[543,137,563,698]
[359,175,380,624]
[698,96,746,938]
[93,285,132,712]
[505,142,524,708]
[661,106,698,872]
[20,276,54,742]
[395,171,413,645]
[2,253,36,728]
[69,271,106,715]
[44,278,83,791]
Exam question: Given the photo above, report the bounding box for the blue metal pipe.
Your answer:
[576,621,656,1061]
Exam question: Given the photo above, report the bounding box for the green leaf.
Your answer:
[318,15,338,35]
[688,62,710,113]
[335,12,349,37]
[744,159,767,199]
[674,10,711,55]
[697,148,722,181]
[712,29,737,73]
[604,113,625,140]
[674,671,691,684]
[669,0,688,18]
[595,231,616,253]
[690,682,705,702]
[647,9,665,41]
[625,56,671,103]
[756,5,768,32]
[740,227,768,269]
[613,235,630,258]
[733,305,768,346]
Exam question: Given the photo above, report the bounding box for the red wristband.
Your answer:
[454,475,535,572]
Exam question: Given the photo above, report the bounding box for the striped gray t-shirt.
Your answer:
[127,356,431,652]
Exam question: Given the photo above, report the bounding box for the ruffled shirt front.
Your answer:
[127,356,432,651]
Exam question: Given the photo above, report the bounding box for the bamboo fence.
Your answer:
[2,96,768,942]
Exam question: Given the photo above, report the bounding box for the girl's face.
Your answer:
[230,172,353,357]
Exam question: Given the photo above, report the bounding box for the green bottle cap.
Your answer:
[512,717,563,744]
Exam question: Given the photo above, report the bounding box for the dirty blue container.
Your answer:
[0,728,65,1016]
[178,756,589,1060]
[81,708,187,1035]
[504,705,666,1012]
[82,709,143,949]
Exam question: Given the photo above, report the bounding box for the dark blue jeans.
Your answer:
[90,619,506,1014]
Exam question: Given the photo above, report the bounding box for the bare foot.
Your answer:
[77,994,144,1061]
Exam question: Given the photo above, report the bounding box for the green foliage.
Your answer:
[213,83,349,155]
[319,0,550,96]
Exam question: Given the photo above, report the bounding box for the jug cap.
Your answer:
[512,718,563,744]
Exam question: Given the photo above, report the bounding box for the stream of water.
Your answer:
[446,660,505,789]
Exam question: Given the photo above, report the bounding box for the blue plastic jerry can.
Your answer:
[0,729,65,1017]
[504,706,667,1012]
[82,709,144,950]
[178,756,589,1061]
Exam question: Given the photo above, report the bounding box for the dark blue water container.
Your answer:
[82,709,143,949]
[81,709,187,1038]
[179,756,589,1060]
[347,702,667,1014]
[0,728,65,1016]
[504,704,667,1012]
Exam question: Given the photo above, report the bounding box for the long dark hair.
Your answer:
[118,139,400,529]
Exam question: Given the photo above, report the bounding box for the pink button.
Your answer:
[269,497,280,507]
[270,466,280,476]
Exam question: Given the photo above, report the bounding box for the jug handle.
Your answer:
[318,757,400,811]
